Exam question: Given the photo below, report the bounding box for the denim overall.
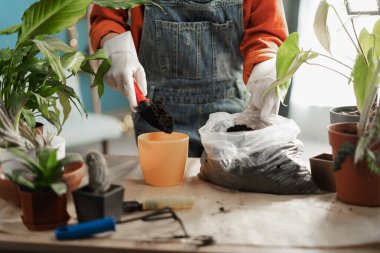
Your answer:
[134,0,249,157]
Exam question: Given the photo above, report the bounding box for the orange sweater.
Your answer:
[90,0,288,83]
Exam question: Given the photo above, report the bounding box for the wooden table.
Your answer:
[0,155,379,253]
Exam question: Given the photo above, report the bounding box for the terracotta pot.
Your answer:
[63,161,85,192]
[19,188,70,230]
[0,177,21,206]
[34,122,44,136]
[309,153,335,192]
[328,122,380,207]
[0,162,21,206]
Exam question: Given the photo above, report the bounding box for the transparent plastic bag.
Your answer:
[199,110,319,194]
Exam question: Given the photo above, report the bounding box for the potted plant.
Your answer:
[72,150,124,222]
[270,0,380,206]
[3,147,83,230]
[0,0,151,203]
[0,0,152,135]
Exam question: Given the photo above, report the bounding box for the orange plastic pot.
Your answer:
[328,122,380,207]
[138,132,189,187]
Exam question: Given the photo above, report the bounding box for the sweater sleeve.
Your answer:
[89,5,129,51]
[241,0,288,84]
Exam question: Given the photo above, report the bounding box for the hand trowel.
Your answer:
[133,81,174,133]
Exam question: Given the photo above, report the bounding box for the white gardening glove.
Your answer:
[247,58,280,120]
[103,31,147,112]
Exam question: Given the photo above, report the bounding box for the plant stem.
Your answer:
[351,18,369,65]
[306,62,351,80]
[318,52,352,69]
[330,5,361,54]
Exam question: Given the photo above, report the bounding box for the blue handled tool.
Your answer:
[55,208,178,240]
[55,208,214,246]
[55,216,116,240]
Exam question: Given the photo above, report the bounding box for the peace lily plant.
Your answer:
[0,0,151,149]
[270,0,380,173]
[0,0,155,230]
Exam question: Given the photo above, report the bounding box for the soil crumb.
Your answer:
[227,124,253,132]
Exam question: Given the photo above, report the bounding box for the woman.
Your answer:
[90,0,288,157]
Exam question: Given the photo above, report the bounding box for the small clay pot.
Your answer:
[328,122,380,207]
[63,161,85,192]
[309,153,335,192]
[19,188,70,230]
[34,122,44,136]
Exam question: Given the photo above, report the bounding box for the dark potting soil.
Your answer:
[339,109,360,116]
[339,105,377,117]
[137,100,174,133]
[226,124,254,132]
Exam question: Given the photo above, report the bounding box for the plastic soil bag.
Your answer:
[198,110,319,194]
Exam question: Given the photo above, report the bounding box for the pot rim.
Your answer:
[327,122,358,137]
[329,105,358,113]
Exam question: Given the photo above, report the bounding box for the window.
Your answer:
[288,0,379,142]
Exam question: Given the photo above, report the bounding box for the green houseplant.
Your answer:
[0,0,153,228]
[0,0,151,138]
[3,147,83,230]
[270,0,380,206]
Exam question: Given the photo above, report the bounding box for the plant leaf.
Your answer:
[6,170,35,190]
[80,61,95,75]
[48,110,62,134]
[57,90,72,127]
[16,57,48,74]
[36,85,60,97]
[61,52,85,74]
[357,51,380,133]
[32,92,50,118]
[87,49,109,61]
[50,182,67,196]
[22,109,36,129]
[37,148,58,174]
[92,59,111,98]
[8,148,42,175]
[359,29,373,59]
[271,33,316,102]
[33,39,66,82]
[92,0,151,9]
[17,0,92,47]
[273,51,317,102]
[0,24,21,35]
[43,36,76,53]
[371,19,380,58]
[61,84,86,118]
[352,54,368,114]
[276,32,302,78]
[313,0,331,54]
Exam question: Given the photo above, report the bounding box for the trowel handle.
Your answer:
[55,217,116,240]
[134,81,150,104]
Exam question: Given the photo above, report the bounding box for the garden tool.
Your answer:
[55,207,213,247]
[122,195,196,212]
[134,81,174,133]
